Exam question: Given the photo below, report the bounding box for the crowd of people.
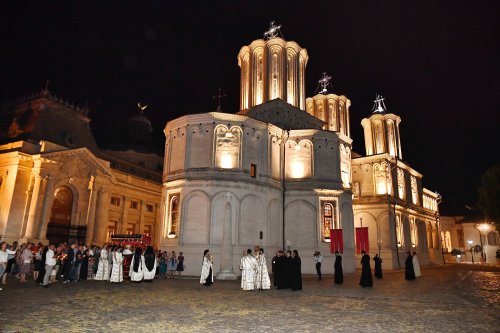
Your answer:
[0,241,185,289]
[1,240,423,292]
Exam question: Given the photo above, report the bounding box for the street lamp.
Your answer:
[467,240,474,263]
[475,223,492,262]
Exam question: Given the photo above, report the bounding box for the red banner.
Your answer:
[330,229,343,254]
[355,227,369,254]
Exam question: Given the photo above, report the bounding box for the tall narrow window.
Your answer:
[168,195,180,238]
[272,53,278,99]
[321,202,337,242]
[250,164,257,178]
[409,218,417,247]
[287,56,293,104]
[385,164,393,195]
[256,53,263,104]
[397,168,405,199]
[340,145,351,188]
[396,215,403,248]
[411,176,418,204]
[387,120,396,157]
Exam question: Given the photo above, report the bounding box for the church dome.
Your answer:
[128,112,152,144]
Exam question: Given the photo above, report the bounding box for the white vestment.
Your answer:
[129,255,145,282]
[110,251,123,283]
[413,254,422,277]
[255,254,271,290]
[143,257,157,281]
[240,255,257,291]
[94,249,109,281]
[200,256,213,284]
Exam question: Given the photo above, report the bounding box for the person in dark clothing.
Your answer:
[79,247,90,280]
[284,250,292,289]
[373,254,383,279]
[334,251,343,284]
[63,243,77,283]
[271,251,279,288]
[37,246,49,285]
[313,251,322,281]
[290,250,302,291]
[405,252,416,280]
[359,250,373,287]
[275,251,287,290]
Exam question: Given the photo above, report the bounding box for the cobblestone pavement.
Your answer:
[0,265,498,333]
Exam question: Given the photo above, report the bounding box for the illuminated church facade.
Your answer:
[160,28,442,277]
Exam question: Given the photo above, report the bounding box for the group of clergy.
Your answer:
[270,249,302,291]
[405,251,422,280]
[93,245,157,283]
[240,247,273,291]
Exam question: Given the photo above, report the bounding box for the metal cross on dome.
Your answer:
[318,72,332,94]
[264,21,282,40]
[212,88,226,112]
[372,94,387,113]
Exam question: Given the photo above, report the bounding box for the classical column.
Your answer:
[217,194,236,280]
[85,186,100,244]
[138,200,145,235]
[23,173,42,240]
[37,176,56,243]
[94,189,110,245]
[119,196,129,234]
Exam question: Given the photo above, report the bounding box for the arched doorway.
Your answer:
[46,186,73,245]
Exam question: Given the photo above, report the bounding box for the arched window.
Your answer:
[271,53,278,99]
[321,202,337,242]
[386,119,397,157]
[215,126,242,169]
[167,195,180,238]
[255,50,264,104]
[410,218,418,247]
[385,163,393,195]
[396,215,403,248]
[374,164,387,195]
[397,168,405,199]
[444,231,452,252]
[411,176,418,205]
[340,145,351,188]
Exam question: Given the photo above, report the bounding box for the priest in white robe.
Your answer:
[412,252,422,277]
[94,246,109,281]
[110,247,123,283]
[255,248,271,290]
[240,249,257,291]
[200,249,213,286]
[130,247,145,282]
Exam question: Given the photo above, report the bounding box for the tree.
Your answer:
[478,164,500,228]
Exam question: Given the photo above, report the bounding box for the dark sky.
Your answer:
[1,1,499,215]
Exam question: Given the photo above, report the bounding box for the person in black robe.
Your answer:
[284,250,293,289]
[271,251,279,288]
[144,246,156,282]
[37,246,48,285]
[405,252,416,280]
[79,248,89,280]
[373,254,383,279]
[290,250,302,291]
[275,251,287,289]
[334,251,343,284]
[359,250,373,287]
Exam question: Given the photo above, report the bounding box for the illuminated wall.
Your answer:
[305,94,351,137]
[285,139,313,179]
[214,125,242,169]
[238,38,308,110]
[361,113,402,159]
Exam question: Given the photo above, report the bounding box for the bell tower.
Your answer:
[238,22,309,110]
[361,95,403,158]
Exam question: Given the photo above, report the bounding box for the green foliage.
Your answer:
[478,164,500,228]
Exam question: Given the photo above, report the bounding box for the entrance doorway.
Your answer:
[46,186,74,245]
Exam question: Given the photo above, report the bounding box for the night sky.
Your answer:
[1,1,499,215]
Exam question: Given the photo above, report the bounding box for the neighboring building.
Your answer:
[0,89,162,246]
[441,211,499,265]
[159,25,443,277]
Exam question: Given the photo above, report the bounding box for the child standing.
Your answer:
[168,251,177,279]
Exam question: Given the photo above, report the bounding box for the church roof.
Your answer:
[238,98,325,130]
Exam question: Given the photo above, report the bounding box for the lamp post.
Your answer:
[467,240,474,263]
[475,223,492,262]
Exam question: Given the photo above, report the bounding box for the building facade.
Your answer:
[0,90,162,246]
[159,30,443,277]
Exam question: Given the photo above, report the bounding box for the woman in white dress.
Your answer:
[143,246,157,282]
[200,249,213,286]
[255,248,271,290]
[129,247,144,282]
[110,246,124,283]
[94,245,109,281]
[412,252,422,277]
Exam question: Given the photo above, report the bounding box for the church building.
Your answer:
[159,24,442,277]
